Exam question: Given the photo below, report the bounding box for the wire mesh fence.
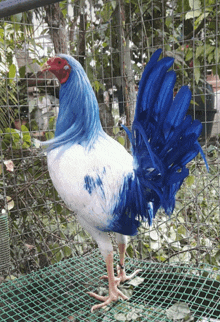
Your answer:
[0,0,219,321]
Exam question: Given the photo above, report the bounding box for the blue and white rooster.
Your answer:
[42,49,208,311]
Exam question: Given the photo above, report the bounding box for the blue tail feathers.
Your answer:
[112,49,208,236]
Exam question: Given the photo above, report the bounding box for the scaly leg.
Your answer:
[88,250,128,312]
[116,242,142,284]
[78,218,141,312]
[77,217,126,311]
[101,234,142,285]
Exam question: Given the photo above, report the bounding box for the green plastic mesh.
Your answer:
[0,249,219,322]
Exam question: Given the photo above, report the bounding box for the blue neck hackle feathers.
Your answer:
[43,54,104,151]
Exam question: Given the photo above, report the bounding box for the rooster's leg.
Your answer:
[116,240,142,284]
[100,234,142,285]
[88,250,129,312]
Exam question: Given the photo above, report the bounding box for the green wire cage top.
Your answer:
[1,250,220,321]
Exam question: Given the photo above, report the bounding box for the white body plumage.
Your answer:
[47,134,133,257]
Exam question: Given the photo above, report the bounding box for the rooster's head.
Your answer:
[42,57,71,84]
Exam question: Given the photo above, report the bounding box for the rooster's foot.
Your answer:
[100,267,142,286]
[88,287,128,312]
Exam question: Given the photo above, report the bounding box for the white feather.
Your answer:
[47,134,133,233]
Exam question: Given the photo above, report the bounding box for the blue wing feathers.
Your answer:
[111,49,208,236]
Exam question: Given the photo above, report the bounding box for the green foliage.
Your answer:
[0,17,46,131]
[21,125,31,148]
[0,80,28,130]
[66,0,220,101]
[0,134,95,275]
[0,125,32,150]
[8,64,16,83]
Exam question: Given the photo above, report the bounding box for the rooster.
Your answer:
[42,49,208,311]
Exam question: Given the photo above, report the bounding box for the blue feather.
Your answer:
[42,55,105,151]
[110,49,208,232]
[163,86,192,139]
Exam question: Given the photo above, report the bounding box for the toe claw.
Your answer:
[116,267,142,283]
[117,289,129,300]
[87,291,107,302]
[89,268,142,311]
[89,287,129,312]
[126,269,143,280]
[100,275,108,280]
[91,298,111,312]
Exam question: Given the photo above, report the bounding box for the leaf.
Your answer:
[118,285,133,299]
[166,302,191,320]
[186,175,195,186]
[190,99,199,106]
[194,67,200,84]
[185,50,193,62]
[166,16,173,28]
[126,310,139,320]
[156,255,167,262]
[150,240,161,250]
[127,276,144,287]
[6,196,14,210]
[63,246,72,257]
[171,241,182,250]
[49,116,56,130]
[113,127,120,135]
[114,312,127,321]
[206,45,215,55]
[45,132,54,140]
[196,46,204,58]
[19,66,26,79]
[194,11,210,29]
[169,249,191,263]
[216,47,220,62]
[194,58,201,68]
[93,80,100,92]
[149,230,159,240]
[185,10,201,19]
[117,136,125,146]
[188,0,201,11]
[4,160,14,172]
[126,244,134,257]
[177,225,187,237]
[113,302,143,321]
[208,53,213,64]
[55,250,62,262]
[21,125,31,146]
[22,142,30,149]
[185,0,202,19]
[6,275,17,280]
[111,0,117,10]
[9,64,16,83]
